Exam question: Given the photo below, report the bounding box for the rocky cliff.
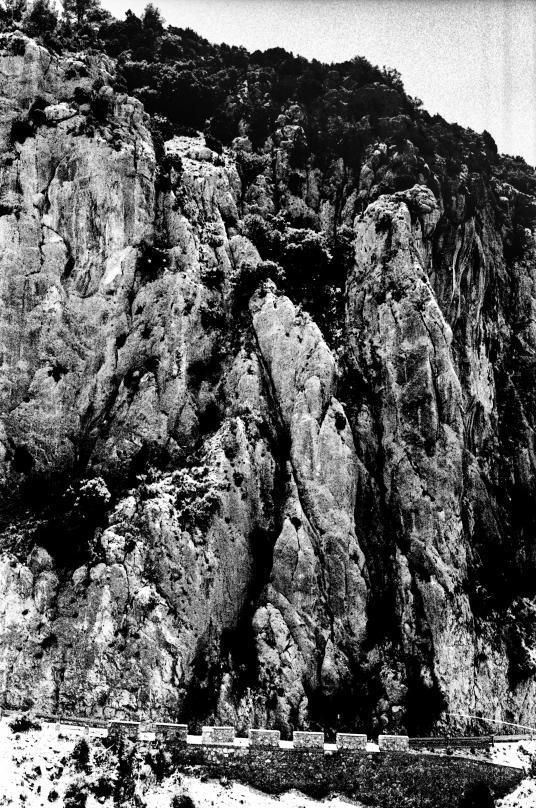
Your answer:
[0,30,536,739]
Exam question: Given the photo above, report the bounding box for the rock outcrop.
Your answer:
[0,31,535,738]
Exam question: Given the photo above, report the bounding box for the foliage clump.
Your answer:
[172,466,220,530]
[64,779,87,808]
[171,796,196,808]
[0,0,110,49]
[71,737,91,772]
[9,714,41,733]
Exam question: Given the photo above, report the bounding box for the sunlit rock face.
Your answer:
[0,31,535,737]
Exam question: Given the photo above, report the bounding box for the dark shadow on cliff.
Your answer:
[0,470,112,573]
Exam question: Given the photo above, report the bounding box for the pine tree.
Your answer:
[142,2,164,35]
[62,0,100,27]
[0,0,28,30]
[22,0,57,41]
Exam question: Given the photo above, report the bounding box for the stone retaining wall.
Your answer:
[169,745,522,808]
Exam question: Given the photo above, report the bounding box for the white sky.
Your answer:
[101,0,536,167]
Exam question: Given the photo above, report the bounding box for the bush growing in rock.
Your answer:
[146,746,171,782]
[71,738,91,772]
[234,258,285,305]
[64,780,87,808]
[0,0,27,28]
[9,715,41,733]
[90,776,114,800]
[9,116,34,146]
[172,466,221,529]
[22,0,58,45]
[236,151,268,188]
[75,477,111,511]
[113,738,137,804]
[242,213,283,259]
[171,796,196,808]
[278,228,333,296]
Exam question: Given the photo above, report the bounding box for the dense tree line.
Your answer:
[1,0,534,241]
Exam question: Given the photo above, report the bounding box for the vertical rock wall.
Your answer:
[0,32,535,738]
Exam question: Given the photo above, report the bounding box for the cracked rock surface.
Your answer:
[0,32,535,738]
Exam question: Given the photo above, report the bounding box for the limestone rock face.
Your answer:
[346,187,472,727]
[0,33,280,720]
[249,286,368,730]
[0,33,536,737]
[0,32,155,491]
[344,184,536,732]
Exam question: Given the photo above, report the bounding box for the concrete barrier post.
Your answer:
[336,733,367,751]
[108,720,140,741]
[378,734,409,752]
[248,728,281,747]
[201,726,235,745]
[292,731,325,749]
[154,723,188,744]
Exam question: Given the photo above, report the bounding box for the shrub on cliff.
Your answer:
[280,228,332,289]
[21,0,58,45]
[113,738,137,804]
[64,780,87,808]
[171,796,196,808]
[236,150,268,188]
[75,477,111,511]
[0,0,27,27]
[172,466,221,530]
[71,738,91,772]
[63,0,102,26]
[242,214,283,259]
[89,776,114,801]
[9,115,34,146]
[235,258,285,304]
[146,746,171,781]
[9,714,41,733]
